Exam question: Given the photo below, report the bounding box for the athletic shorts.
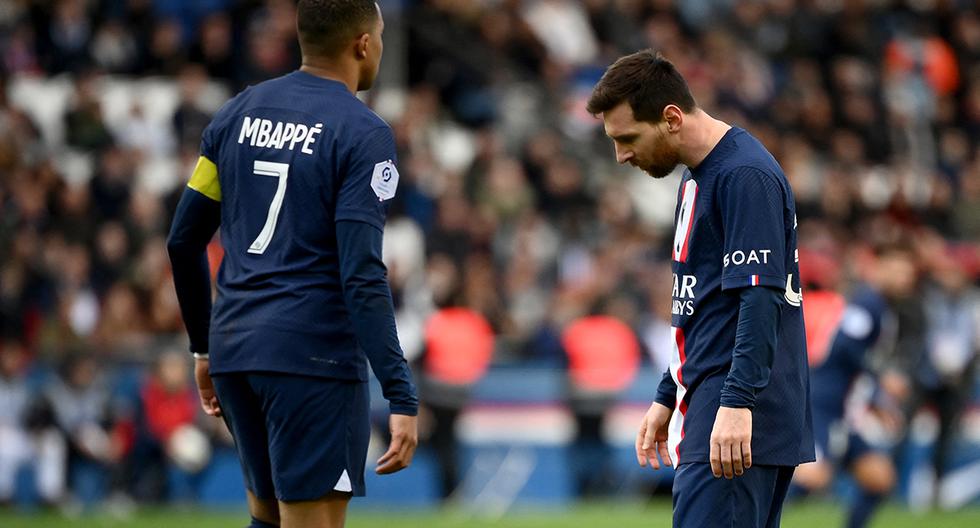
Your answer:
[212,372,370,501]
[812,407,875,467]
[672,462,795,528]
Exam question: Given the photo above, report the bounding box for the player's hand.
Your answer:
[710,406,752,479]
[636,401,673,470]
[869,402,904,435]
[376,413,418,475]
[879,371,911,403]
[194,358,222,417]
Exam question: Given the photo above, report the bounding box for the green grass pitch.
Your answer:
[2,501,980,527]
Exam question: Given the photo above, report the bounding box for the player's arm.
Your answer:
[335,125,418,474]
[634,371,676,469]
[827,301,880,374]
[711,286,781,478]
[336,220,419,416]
[654,370,677,409]
[713,166,789,478]
[337,220,418,474]
[719,286,780,409]
[167,156,222,416]
[167,156,221,356]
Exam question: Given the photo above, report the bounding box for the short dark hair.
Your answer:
[297,0,378,58]
[586,50,696,122]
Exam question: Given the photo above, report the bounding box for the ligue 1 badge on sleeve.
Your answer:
[372,159,399,201]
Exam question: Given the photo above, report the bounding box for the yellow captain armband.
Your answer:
[188,156,221,202]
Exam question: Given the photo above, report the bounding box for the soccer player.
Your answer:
[166,2,418,527]
[587,50,814,528]
[794,245,917,528]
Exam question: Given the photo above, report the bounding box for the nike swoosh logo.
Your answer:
[784,273,802,307]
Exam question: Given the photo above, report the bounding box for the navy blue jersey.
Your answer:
[660,127,814,466]
[190,71,402,382]
[810,286,890,419]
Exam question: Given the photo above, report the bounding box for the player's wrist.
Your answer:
[653,394,676,410]
[192,352,210,360]
[718,398,755,410]
[719,404,753,410]
[719,379,757,408]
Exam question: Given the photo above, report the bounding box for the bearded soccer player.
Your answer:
[166,2,418,527]
[587,50,814,527]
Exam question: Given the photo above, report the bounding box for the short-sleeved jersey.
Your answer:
[666,127,814,467]
[188,71,400,381]
[810,286,891,418]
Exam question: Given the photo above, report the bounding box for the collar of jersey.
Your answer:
[690,126,741,176]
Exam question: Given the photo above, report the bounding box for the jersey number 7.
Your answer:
[248,160,290,255]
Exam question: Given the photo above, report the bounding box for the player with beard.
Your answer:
[587,50,814,528]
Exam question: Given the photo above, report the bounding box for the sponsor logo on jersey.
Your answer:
[672,273,697,316]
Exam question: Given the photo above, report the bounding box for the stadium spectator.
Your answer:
[42,353,124,506]
[63,72,113,153]
[420,306,494,499]
[123,349,208,502]
[562,314,640,497]
[905,247,980,506]
[0,339,66,506]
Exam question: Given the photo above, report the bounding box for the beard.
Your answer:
[642,161,679,178]
[639,146,680,178]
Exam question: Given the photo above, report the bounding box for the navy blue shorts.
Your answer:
[812,408,875,466]
[672,463,795,528]
[212,372,370,501]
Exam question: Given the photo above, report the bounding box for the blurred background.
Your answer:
[1,0,980,526]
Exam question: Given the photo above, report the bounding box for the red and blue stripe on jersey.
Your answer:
[655,127,813,467]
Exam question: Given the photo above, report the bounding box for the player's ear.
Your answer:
[355,32,371,60]
[663,105,683,133]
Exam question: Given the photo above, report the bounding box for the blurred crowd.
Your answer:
[1,0,979,510]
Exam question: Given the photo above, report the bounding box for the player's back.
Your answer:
[199,71,396,381]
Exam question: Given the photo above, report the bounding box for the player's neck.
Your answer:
[680,110,732,169]
[299,60,359,94]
